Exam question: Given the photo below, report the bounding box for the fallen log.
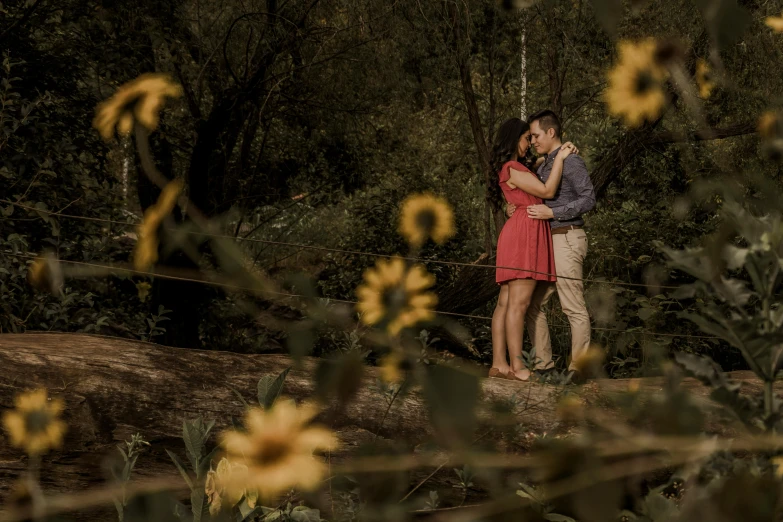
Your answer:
[0,333,771,519]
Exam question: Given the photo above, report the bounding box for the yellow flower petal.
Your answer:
[93,73,182,141]
[604,39,669,128]
[765,14,783,32]
[695,59,715,99]
[398,194,455,246]
[356,257,437,335]
[218,402,337,501]
[404,265,435,293]
[3,388,66,455]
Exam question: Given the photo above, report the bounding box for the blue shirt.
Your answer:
[536,146,596,230]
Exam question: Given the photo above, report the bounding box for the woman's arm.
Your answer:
[506,143,576,199]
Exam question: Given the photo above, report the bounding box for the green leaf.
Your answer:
[238,503,264,521]
[643,490,678,520]
[258,367,291,409]
[670,285,696,300]
[290,507,320,522]
[114,498,125,521]
[191,488,206,522]
[637,307,656,321]
[543,514,576,522]
[183,419,205,472]
[714,277,753,307]
[674,352,726,386]
[197,446,220,481]
[166,449,194,490]
[228,385,249,408]
[723,245,748,270]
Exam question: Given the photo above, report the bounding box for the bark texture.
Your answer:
[0,333,770,519]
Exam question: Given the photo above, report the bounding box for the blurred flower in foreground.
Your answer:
[27,252,63,296]
[133,178,184,271]
[765,12,783,32]
[93,73,182,141]
[572,344,606,377]
[556,394,584,421]
[136,281,152,302]
[696,59,715,99]
[205,457,257,515]
[605,39,669,128]
[3,388,67,456]
[399,193,455,247]
[379,350,409,383]
[219,401,338,501]
[356,257,437,335]
[758,111,783,161]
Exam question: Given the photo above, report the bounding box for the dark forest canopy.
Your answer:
[0,0,780,369]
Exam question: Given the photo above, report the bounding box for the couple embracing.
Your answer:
[488,110,596,383]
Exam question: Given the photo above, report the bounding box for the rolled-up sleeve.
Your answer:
[550,156,595,221]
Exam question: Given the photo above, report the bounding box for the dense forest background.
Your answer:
[2,0,780,376]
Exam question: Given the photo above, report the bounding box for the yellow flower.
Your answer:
[605,39,669,128]
[3,388,67,455]
[133,179,184,271]
[27,252,63,296]
[379,351,408,383]
[219,401,338,501]
[399,194,455,247]
[757,111,783,161]
[205,458,255,515]
[136,281,152,302]
[758,111,780,140]
[93,73,182,141]
[572,344,606,376]
[695,59,715,99]
[765,12,783,32]
[556,395,584,421]
[773,455,783,478]
[356,257,438,335]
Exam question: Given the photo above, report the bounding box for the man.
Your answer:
[507,109,596,383]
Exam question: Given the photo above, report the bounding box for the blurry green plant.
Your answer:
[657,189,783,430]
[111,433,150,521]
[166,417,219,522]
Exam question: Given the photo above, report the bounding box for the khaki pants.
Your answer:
[526,228,590,371]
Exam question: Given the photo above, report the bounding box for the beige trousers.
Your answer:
[526,228,590,371]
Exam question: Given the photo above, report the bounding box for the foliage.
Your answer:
[5,0,783,521]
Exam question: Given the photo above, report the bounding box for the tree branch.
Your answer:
[647,121,757,145]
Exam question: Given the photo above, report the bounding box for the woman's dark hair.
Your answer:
[488,118,534,209]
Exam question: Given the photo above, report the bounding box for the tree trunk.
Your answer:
[450,3,505,246]
[0,333,767,519]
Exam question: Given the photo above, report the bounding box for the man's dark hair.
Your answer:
[528,109,561,138]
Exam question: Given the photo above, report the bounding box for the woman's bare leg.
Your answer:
[490,284,511,374]
[505,279,537,380]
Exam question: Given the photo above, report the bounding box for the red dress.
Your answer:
[496,160,557,284]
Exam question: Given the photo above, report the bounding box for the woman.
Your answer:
[488,118,575,381]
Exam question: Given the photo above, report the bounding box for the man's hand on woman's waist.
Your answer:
[505,203,554,220]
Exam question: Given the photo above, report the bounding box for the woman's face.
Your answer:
[517,131,531,157]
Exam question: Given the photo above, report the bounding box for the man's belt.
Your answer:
[551,225,582,235]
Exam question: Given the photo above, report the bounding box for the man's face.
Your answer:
[530,120,555,155]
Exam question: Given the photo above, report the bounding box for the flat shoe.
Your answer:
[505,371,530,382]
[488,368,509,379]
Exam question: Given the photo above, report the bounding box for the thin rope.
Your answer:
[7,251,721,341]
[1,198,681,290]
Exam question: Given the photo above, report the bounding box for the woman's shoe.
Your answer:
[488,368,509,379]
[505,369,531,382]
